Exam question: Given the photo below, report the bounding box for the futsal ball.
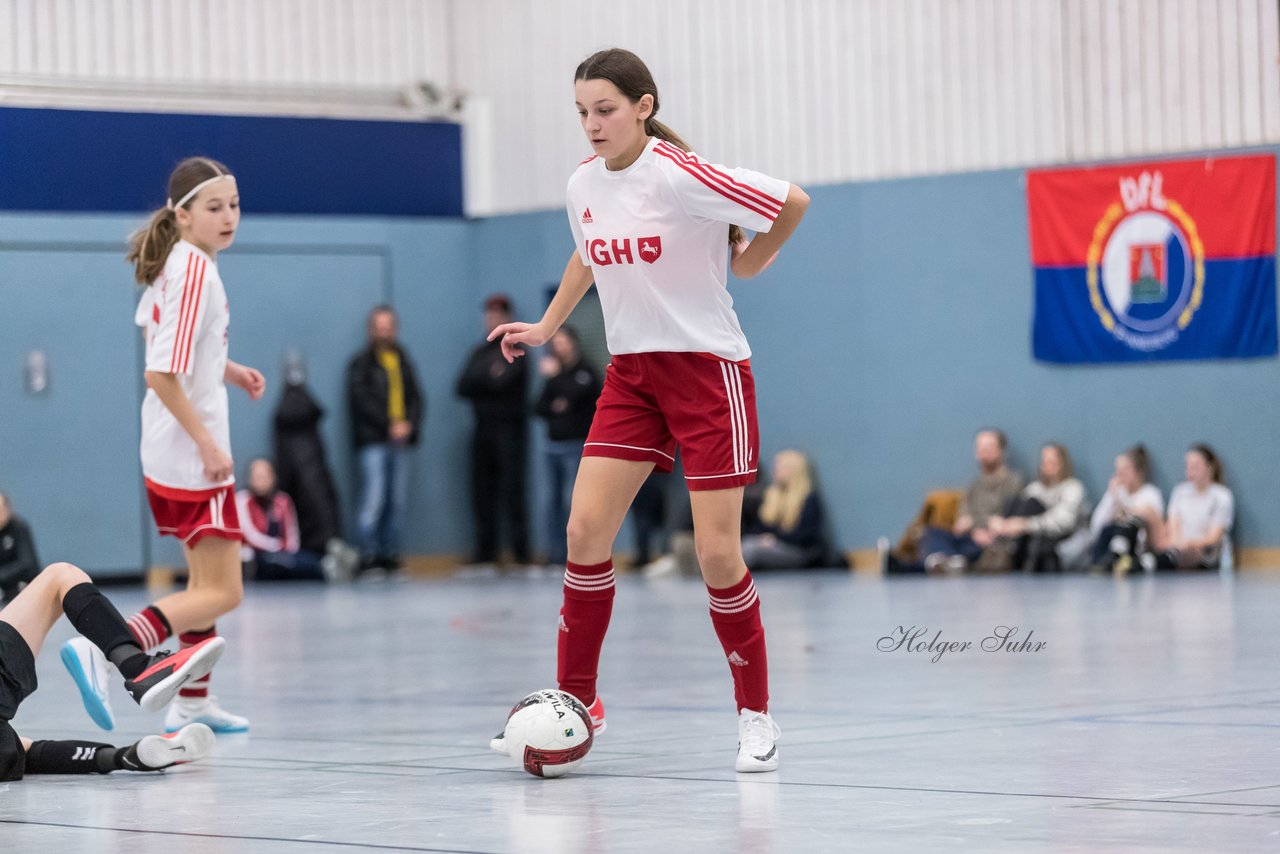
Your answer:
[502,689,594,778]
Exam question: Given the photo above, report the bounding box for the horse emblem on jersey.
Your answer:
[638,236,662,264]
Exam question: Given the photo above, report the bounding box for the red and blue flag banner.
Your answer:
[1027,154,1276,364]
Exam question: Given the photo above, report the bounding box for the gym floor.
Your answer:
[2,568,1277,852]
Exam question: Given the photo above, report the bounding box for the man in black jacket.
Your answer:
[346,306,425,571]
[0,493,39,603]
[456,294,530,566]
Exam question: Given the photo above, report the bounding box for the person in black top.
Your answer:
[457,294,531,565]
[534,327,601,567]
[0,493,39,603]
[741,450,829,570]
[346,305,425,571]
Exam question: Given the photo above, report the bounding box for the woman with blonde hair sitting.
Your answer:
[741,450,829,570]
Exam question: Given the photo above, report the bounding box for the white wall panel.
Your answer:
[0,0,1276,214]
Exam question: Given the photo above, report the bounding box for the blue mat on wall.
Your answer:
[0,107,463,217]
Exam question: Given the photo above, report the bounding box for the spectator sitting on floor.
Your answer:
[913,429,1024,574]
[1139,443,1234,573]
[1088,444,1163,575]
[988,443,1086,573]
[741,450,829,571]
[236,459,354,582]
[0,492,40,603]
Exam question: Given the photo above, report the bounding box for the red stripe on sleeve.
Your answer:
[169,253,196,373]
[654,147,778,221]
[655,142,784,215]
[178,257,206,374]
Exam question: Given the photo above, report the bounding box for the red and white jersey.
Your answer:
[566,137,790,361]
[134,240,232,496]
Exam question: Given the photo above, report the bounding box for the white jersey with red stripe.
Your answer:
[566,136,790,361]
[134,240,232,496]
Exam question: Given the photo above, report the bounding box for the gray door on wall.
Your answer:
[0,247,147,575]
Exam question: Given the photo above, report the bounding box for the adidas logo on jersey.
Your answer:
[727,651,749,667]
[587,236,662,266]
[581,207,593,224]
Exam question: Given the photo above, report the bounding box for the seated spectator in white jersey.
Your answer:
[1089,445,1164,575]
[988,443,1086,573]
[236,459,329,582]
[741,451,830,571]
[1144,443,1234,571]
[0,492,40,603]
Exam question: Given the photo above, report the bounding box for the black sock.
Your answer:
[62,582,149,679]
[24,739,117,775]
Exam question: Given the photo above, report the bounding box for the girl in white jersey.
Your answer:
[63,157,264,734]
[490,49,809,772]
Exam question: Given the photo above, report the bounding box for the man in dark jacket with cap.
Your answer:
[346,305,424,571]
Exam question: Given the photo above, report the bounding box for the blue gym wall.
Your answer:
[2,145,1277,574]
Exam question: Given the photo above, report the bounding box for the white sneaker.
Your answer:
[164,695,249,733]
[131,723,216,770]
[735,709,780,773]
[60,637,115,731]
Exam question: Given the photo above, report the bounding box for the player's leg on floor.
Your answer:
[21,723,214,773]
[0,562,96,658]
[690,488,779,773]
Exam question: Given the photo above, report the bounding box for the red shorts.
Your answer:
[584,352,759,491]
[145,480,242,547]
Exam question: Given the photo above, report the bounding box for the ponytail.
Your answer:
[127,207,180,285]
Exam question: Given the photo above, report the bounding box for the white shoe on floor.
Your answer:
[132,723,216,770]
[164,695,249,733]
[735,709,780,773]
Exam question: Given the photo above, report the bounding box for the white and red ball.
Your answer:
[502,689,594,778]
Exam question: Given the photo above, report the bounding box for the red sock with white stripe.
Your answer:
[557,559,616,706]
[126,605,172,651]
[707,571,769,713]
[177,626,216,701]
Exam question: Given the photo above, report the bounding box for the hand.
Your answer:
[227,362,266,400]
[987,516,1006,537]
[972,528,994,547]
[953,515,974,536]
[539,354,561,378]
[199,441,233,483]
[550,397,568,414]
[389,419,413,444]
[487,321,549,363]
[760,533,778,547]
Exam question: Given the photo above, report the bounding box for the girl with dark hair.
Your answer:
[62,157,264,735]
[489,48,809,772]
[1145,444,1234,571]
[1090,445,1164,575]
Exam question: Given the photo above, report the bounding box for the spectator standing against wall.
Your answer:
[346,305,425,573]
[534,327,600,569]
[456,294,531,567]
[0,493,39,603]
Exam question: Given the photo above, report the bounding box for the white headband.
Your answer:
[168,173,236,210]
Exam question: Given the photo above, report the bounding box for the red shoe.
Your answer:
[585,695,607,734]
[124,637,226,712]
